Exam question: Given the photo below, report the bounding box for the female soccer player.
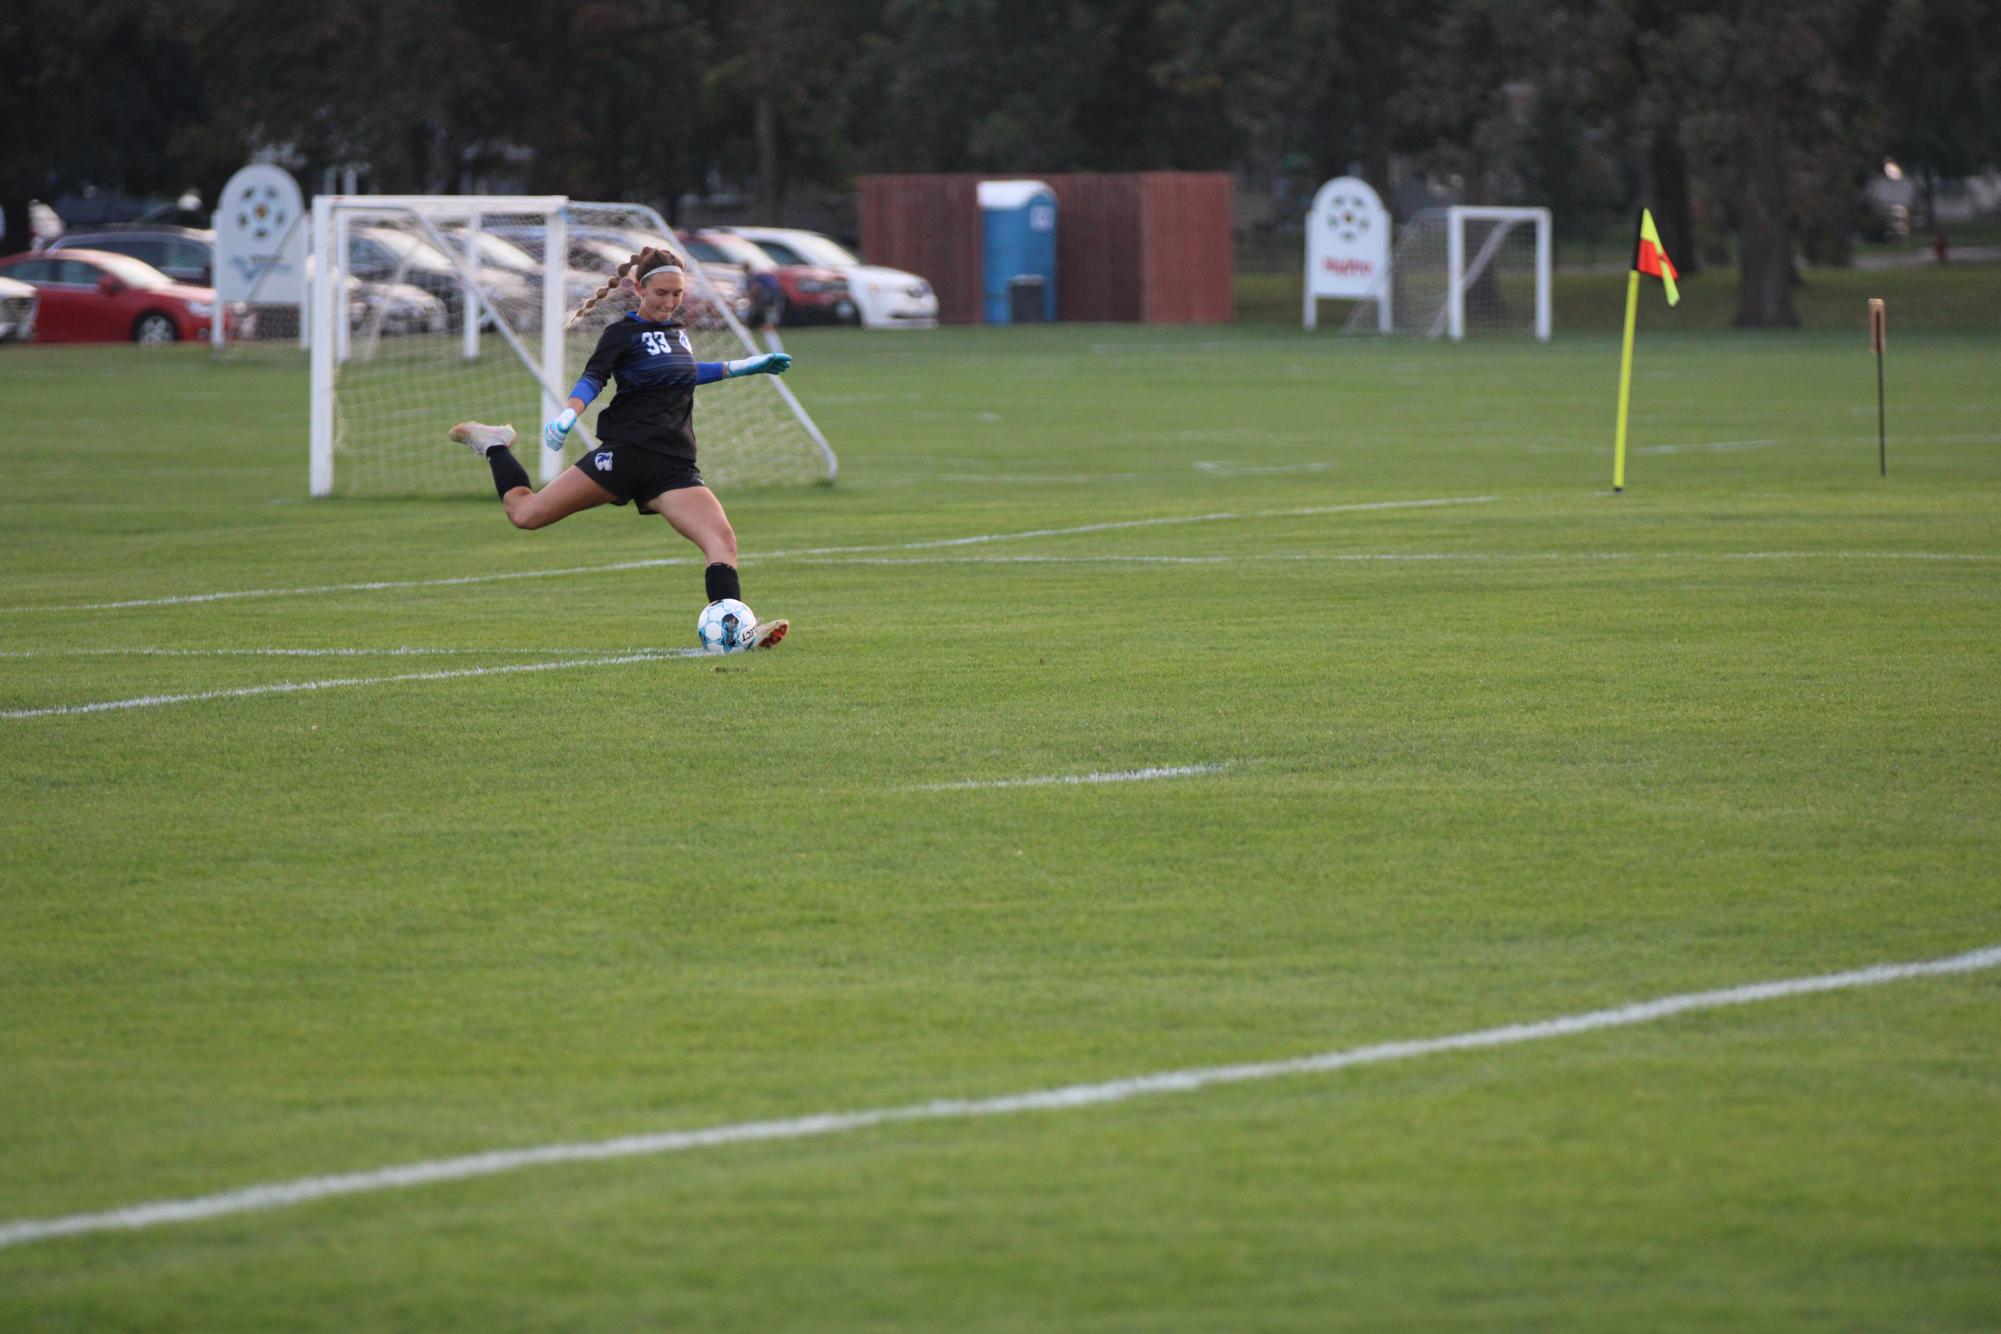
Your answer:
[450,245,791,650]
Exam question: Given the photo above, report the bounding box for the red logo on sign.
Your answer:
[1323,258,1375,276]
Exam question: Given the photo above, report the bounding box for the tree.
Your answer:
[1878,0,2001,231]
[156,0,500,195]
[1656,0,1886,326]
[506,0,713,208]
[852,0,1133,173]
[1150,0,1340,192]
[0,0,211,249]
[4,0,1992,299]
[701,0,878,220]
[1725,2,1798,324]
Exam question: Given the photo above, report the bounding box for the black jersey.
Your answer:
[575,313,703,459]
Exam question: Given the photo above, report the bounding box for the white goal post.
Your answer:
[1342,205,1552,342]
[308,194,835,497]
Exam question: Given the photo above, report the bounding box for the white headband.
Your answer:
[635,258,681,284]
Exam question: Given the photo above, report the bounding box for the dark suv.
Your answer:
[45,224,215,285]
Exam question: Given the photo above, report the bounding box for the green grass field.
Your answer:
[1241,255,2001,332]
[2,321,1998,1330]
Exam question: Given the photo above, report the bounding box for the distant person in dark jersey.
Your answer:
[450,246,791,650]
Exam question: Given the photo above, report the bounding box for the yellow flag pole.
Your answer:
[1612,269,1639,493]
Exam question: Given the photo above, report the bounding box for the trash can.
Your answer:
[1006,276,1048,323]
[980,180,1057,323]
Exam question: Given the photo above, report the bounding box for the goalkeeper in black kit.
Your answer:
[450,245,790,651]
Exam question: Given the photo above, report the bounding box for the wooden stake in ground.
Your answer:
[1869,298,1887,477]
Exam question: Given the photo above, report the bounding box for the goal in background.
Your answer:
[1343,206,1551,341]
[308,195,835,496]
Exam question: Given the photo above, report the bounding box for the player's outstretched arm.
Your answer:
[729,353,792,377]
[695,353,793,385]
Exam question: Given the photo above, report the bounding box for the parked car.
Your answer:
[610,228,755,326]
[687,229,856,328]
[433,225,606,324]
[51,226,449,339]
[346,273,449,336]
[45,223,216,285]
[346,226,537,332]
[0,249,248,343]
[486,223,636,285]
[721,226,936,328]
[0,275,37,342]
[489,224,753,328]
[487,223,646,273]
[666,232,759,327]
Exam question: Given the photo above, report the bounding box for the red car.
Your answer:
[684,229,859,327]
[0,248,248,343]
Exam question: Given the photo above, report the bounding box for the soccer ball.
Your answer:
[696,598,756,654]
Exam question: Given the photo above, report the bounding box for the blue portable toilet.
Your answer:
[980,180,1058,323]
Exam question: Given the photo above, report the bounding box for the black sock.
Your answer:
[487,447,530,500]
[705,562,742,603]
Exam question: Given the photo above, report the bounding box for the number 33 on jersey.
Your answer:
[640,329,692,357]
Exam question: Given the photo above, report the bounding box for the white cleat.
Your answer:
[741,618,789,651]
[449,421,517,456]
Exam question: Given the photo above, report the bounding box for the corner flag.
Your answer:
[1636,209,1680,306]
[1612,207,1682,492]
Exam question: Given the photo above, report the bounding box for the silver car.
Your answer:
[348,226,538,333]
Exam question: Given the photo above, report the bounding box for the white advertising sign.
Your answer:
[1304,176,1390,330]
[213,163,306,304]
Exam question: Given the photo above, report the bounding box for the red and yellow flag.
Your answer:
[1636,208,1680,305]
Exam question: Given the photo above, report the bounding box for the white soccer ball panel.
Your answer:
[696,598,757,653]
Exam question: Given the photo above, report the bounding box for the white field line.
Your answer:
[847,461,1335,487]
[0,558,696,615]
[1631,438,1783,455]
[798,554,1565,567]
[2,942,1995,1253]
[914,763,1226,790]
[0,647,681,660]
[1194,461,1338,476]
[843,471,1161,487]
[794,551,2001,567]
[1716,551,2001,562]
[1599,432,2001,455]
[777,497,1496,556]
[1,651,700,720]
[0,496,1498,614]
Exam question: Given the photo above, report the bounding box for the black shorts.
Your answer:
[574,445,706,510]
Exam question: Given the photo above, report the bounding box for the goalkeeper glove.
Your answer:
[543,407,578,451]
[725,353,793,377]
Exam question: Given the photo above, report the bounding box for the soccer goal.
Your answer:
[307,194,835,496]
[1342,205,1551,341]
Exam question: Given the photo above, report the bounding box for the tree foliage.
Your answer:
[3,0,1993,325]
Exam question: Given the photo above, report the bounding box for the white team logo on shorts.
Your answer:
[594,451,613,470]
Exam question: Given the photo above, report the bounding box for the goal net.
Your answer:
[308,195,835,496]
[1343,206,1551,341]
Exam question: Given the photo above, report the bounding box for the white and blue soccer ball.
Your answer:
[696,598,757,654]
